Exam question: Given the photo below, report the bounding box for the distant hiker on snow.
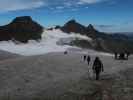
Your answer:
[83,55,87,61]
[119,53,125,60]
[87,55,91,66]
[114,52,118,59]
[92,57,104,80]
[64,51,68,55]
[126,52,130,60]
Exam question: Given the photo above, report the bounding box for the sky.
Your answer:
[0,0,133,32]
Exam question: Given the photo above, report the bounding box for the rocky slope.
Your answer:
[0,16,43,43]
[60,20,133,53]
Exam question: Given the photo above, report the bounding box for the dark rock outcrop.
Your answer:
[0,16,43,43]
[55,25,61,29]
[61,19,87,34]
[61,20,99,38]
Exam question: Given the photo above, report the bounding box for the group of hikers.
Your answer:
[114,52,130,60]
[84,55,104,80]
[84,52,131,80]
[64,51,104,80]
[63,50,131,80]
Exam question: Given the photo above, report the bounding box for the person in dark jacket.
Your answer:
[92,57,104,80]
[126,52,130,60]
[64,51,68,54]
[114,52,118,60]
[87,55,91,66]
[83,55,87,61]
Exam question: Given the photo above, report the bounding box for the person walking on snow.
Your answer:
[92,57,104,80]
[83,55,87,61]
[87,55,91,66]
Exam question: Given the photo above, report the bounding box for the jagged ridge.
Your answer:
[60,19,133,53]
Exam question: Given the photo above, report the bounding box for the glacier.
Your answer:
[0,29,92,56]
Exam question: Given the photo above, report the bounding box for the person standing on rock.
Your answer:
[92,57,104,80]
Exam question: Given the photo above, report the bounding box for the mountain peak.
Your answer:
[61,19,86,34]
[13,16,32,23]
[87,24,94,30]
[64,19,79,26]
[67,19,76,23]
[0,16,43,43]
[61,19,99,38]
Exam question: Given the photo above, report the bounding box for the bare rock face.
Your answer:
[61,19,99,39]
[61,19,87,34]
[0,16,43,43]
[55,25,61,29]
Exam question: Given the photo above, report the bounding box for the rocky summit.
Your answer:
[0,16,43,43]
[61,19,99,38]
[61,19,87,34]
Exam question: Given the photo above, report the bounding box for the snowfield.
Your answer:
[0,52,132,100]
[0,29,92,56]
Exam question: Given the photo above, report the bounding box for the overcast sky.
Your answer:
[0,0,132,32]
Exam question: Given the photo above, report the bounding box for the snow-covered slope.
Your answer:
[0,52,131,99]
[0,29,92,56]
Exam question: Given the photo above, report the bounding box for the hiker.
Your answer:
[83,55,87,61]
[64,51,68,55]
[87,55,91,66]
[119,53,125,60]
[92,57,104,80]
[126,52,130,60]
[114,52,118,59]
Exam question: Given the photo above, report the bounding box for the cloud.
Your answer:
[78,0,107,5]
[0,0,110,13]
[45,0,109,11]
[94,24,117,32]
[47,0,108,7]
[0,0,45,12]
[95,24,115,28]
[55,6,64,10]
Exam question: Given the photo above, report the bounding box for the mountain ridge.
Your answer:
[0,16,43,43]
[0,16,133,53]
[59,19,133,53]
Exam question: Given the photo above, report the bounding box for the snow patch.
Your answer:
[0,29,91,56]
